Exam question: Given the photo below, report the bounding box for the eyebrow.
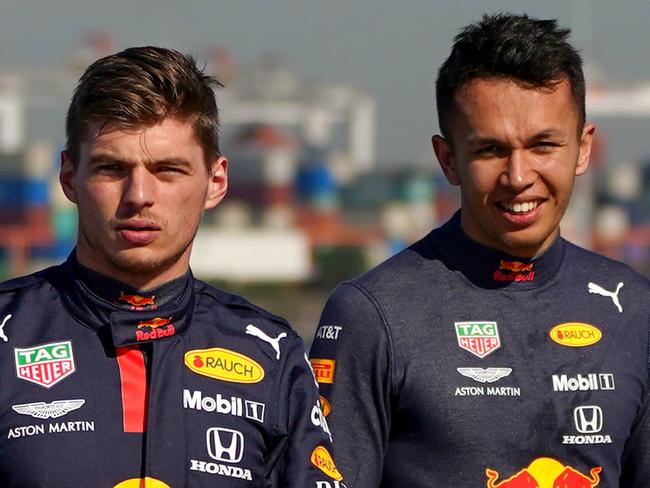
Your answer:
[467,129,566,146]
[87,154,194,168]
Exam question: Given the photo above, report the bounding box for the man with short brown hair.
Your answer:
[0,46,344,487]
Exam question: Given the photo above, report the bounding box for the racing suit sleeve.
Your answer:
[619,327,650,486]
[309,283,394,488]
[274,333,347,487]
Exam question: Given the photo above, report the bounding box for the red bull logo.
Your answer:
[486,457,601,488]
[493,260,535,282]
[114,478,170,488]
[135,317,175,342]
[118,292,157,310]
[136,317,171,329]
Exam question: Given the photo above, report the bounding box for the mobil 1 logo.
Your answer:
[552,373,615,392]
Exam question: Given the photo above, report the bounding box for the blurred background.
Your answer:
[3,0,650,345]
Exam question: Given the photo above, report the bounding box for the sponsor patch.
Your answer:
[310,358,336,384]
[486,457,602,487]
[183,389,265,423]
[319,396,332,417]
[245,324,287,360]
[311,399,332,441]
[12,399,85,419]
[113,478,170,488]
[7,421,95,439]
[135,317,176,342]
[563,405,612,445]
[454,322,501,358]
[207,427,244,463]
[550,323,602,347]
[493,260,535,282]
[189,427,253,481]
[456,367,512,383]
[316,325,343,340]
[588,282,624,313]
[117,292,157,310]
[454,386,520,397]
[185,348,265,384]
[311,446,343,481]
[15,341,76,388]
[552,373,615,392]
[0,313,11,342]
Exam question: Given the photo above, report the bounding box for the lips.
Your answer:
[116,221,161,245]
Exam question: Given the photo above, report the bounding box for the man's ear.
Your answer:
[432,135,460,186]
[59,151,78,204]
[204,156,228,210]
[575,123,596,177]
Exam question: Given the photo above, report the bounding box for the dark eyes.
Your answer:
[474,141,559,156]
[159,166,185,173]
[94,163,123,173]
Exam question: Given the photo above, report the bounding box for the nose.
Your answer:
[499,150,535,191]
[122,166,155,209]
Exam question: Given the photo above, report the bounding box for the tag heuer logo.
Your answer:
[455,322,501,358]
[14,341,76,388]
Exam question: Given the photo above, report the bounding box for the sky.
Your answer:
[3,0,650,166]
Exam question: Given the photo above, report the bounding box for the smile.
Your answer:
[498,201,539,214]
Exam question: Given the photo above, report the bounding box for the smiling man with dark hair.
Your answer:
[310,13,650,487]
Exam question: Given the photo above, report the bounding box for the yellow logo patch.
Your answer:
[184,348,265,384]
[311,445,343,481]
[319,395,332,417]
[310,358,336,384]
[549,323,602,347]
[114,478,171,488]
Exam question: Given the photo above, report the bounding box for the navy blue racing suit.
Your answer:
[0,255,344,487]
[309,212,650,487]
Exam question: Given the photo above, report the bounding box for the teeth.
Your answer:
[502,201,538,213]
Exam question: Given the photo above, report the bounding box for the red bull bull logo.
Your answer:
[135,317,175,341]
[113,478,170,488]
[118,292,157,310]
[493,260,535,282]
[486,457,601,488]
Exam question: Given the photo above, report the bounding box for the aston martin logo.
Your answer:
[12,399,85,419]
[456,367,512,383]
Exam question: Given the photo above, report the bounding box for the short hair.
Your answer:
[436,13,585,143]
[65,46,223,166]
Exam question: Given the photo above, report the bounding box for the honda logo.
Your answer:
[574,406,603,434]
[206,427,244,463]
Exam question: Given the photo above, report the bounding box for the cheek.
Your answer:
[464,164,501,194]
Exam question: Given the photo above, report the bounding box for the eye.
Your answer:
[474,144,508,158]
[158,165,188,175]
[94,163,123,174]
[532,141,559,153]
[475,145,498,155]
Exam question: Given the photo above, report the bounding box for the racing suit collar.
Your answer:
[436,211,566,289]
[60,252,195,347]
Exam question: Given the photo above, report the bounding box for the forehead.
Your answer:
[450,77,579,139]
[80,117,203,160]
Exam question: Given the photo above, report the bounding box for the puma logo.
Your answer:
[588,282,624,313]
[245,324,287,360]
[0,314,11,342]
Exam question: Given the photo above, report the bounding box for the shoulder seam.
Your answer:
[344,281,398,399]
[194,285,291,329]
